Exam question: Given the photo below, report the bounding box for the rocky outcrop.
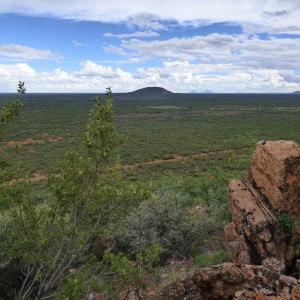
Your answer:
[250,141,300,215]
[160,140,300,299]
[160,258,300,299]
[225,140,300,266]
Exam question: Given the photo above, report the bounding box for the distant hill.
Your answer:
[189,89,214,94]
[129,87,173,95]
[292,91,300,94]
[202,89,214,94]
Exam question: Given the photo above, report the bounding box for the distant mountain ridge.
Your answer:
[189,89,214,94]
[129,87,173,94]
[292,91,300,94]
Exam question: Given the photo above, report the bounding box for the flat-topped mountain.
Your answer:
[129,87,173,95]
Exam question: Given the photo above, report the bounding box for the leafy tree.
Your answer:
[0,82,23,186]
[0,86,150,299]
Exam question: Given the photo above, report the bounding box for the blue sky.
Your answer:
[0,0,300,93]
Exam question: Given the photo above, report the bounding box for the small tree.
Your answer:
[0,86,149,299]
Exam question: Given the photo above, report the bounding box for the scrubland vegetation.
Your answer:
[0,85,300,298]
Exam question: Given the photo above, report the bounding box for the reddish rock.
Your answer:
[161,140,300,300]
[224,221,252,264]
[225,179,287,263]
[250,141,300,215]
[225,141,300,264]
[160,260,297,300]
[292,284,300,299]
[94,294,102,300]
[255,294,286,300]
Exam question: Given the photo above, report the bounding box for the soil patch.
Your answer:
[123,148,248,170]
[7,136,65,147]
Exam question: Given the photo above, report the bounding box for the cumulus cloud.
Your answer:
[0,0,300,33]
[103,33,300,70]
[102,45,127,55]
[127,13,166,30]
[278,70,300,83]
[0,44,61,60]
[0,60,299,93]
[0,63,36,78]
[103,31,159,39]
[0,63,36,90]
[76,60,118,78]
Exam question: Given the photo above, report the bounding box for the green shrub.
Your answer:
[277,212,294,231]
[104,244,163,286]
[194,249,232,267]
[117,191,210,257]
[152,170,230,223]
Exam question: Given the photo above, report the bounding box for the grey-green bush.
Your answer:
[117,191,210,256]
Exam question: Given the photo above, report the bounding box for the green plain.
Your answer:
[1,92,300,180]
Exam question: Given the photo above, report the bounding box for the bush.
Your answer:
[117,190,210,257]
[277,212,294,232]
[151,170,231,223]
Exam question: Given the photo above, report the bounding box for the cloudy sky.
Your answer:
[1,0,300,93]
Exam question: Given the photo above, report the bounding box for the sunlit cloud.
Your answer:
[0,44,61,61]
[0,61,299,93]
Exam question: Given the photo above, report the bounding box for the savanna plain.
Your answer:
[2,92,300,179]
[1,91,300,298]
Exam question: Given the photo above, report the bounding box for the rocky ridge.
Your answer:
[159,140,300,299]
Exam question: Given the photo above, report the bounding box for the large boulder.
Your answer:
[250,141,300,215]
[225,141,300,265]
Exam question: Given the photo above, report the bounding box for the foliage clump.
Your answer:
[0,86,150,299]
[117,190,210,257]
[277,212,294,232]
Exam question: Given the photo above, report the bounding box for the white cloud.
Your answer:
[104,33,300,70]
[120,34,237,62]
[0,60,299,93]
[76,60,116,78]
[72,40,89,47]
[103,31,159,39]
[0,0,300,33]
[278,70,300,83]
[0,63,36,90]
[0,44,61,60]
[128,13,166,30]
[102,45,127,55]
[0,63,36,78]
